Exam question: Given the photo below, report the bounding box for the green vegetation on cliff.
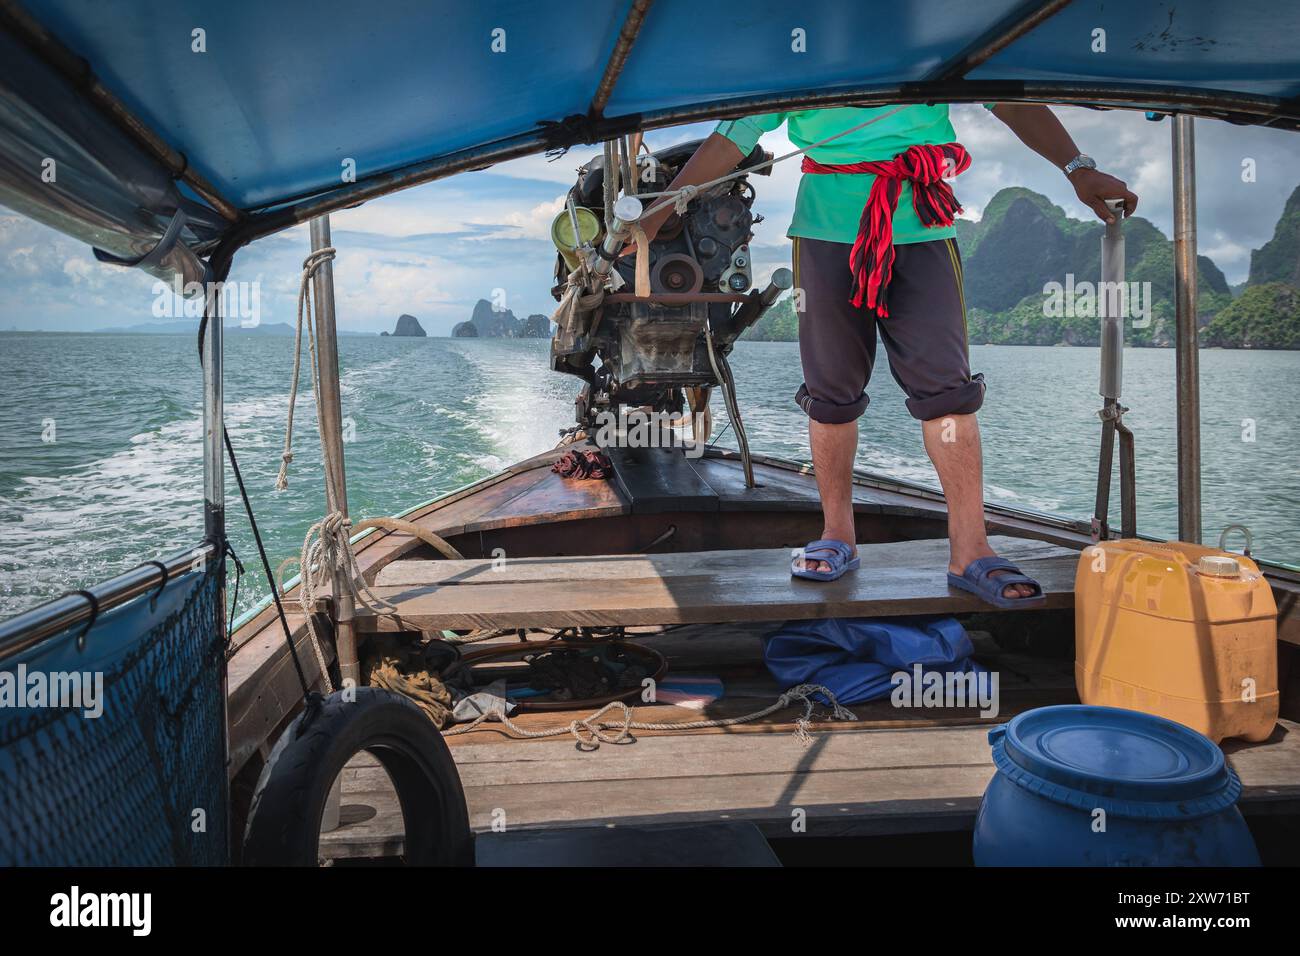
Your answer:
[1247,185,1300,288]
[1203,283,1300,349]
[746,296,799,341]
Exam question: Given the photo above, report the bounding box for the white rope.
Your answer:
[634,104,908,222]
[297,511,416,693]
[276,244,415,693]
[443,682,857,749]
[275,246,336,491]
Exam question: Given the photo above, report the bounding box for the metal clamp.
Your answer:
[71,589,99,652]
[145,560,170,611]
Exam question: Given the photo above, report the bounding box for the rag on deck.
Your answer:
[763,615,982,705]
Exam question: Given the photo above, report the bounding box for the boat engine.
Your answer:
[549,139,791,427]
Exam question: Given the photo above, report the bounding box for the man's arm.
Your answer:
[990,103,1138,223]
[637,132,744,242]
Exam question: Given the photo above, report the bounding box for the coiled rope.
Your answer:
[443,682,857,749]
[297,512,406,693]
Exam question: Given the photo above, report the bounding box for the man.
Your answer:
[639,103,1137,605]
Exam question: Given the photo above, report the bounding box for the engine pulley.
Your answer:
[651,253,705,295]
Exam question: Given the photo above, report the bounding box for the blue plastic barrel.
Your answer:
[974,705,1260,866]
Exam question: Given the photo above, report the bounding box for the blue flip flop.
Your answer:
[947,555,1046,609]
[791,539,860,582]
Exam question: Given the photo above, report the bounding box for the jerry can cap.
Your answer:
[1197,554,1241,578]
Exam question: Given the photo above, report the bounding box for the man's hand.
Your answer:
[618,212,676,258]
[990,104,1140,224]
[1069,167,1139,223]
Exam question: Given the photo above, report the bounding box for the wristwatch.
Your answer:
[1063,154,1097,177]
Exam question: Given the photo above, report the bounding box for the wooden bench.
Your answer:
[352,534,1078,633]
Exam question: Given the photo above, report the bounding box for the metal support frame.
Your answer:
[589,0,654,117]
[203,269,225,550]
[200,254,233,853]
[1,0,1282,650]
[1172,114,1202,544]
[308,215,360,687]
[0,251,232,655]
[0,544,217,656]
[1091,199,1136,541]
[927,0,1075,81]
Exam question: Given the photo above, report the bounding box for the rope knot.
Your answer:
[673,183,699,215]
[778,683,859,742]
[301,246,336,277]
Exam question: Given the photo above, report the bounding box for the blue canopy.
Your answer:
[2,0,1298,265]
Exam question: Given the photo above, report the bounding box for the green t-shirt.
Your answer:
[715,104,992,246]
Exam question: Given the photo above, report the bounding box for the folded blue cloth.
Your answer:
[763,615,982,705]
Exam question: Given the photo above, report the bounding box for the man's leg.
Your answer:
[798,419,859,572]
[789,237,875,574]
[922,413,1034,599]
[878,238,1036,600]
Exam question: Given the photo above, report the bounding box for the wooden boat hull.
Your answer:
[225,447,1300,860]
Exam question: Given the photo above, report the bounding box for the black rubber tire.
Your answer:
[242,687,473,866]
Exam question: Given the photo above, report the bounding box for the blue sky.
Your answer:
[3,104,1298,335]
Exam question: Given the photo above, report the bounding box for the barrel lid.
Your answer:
[989,705,1241,819]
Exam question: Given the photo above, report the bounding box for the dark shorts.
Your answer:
[792,236,986,423]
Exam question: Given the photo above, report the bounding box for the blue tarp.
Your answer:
[764,615,983,705]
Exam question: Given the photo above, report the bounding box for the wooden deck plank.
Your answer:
[375,536,1067,587]
[355,536,1078,632]
[318,719,1300,858]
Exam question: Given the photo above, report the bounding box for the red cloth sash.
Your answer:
[801,143,971,317]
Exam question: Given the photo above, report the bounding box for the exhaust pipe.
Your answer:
[591,195,643,280]
[715,267,794,340]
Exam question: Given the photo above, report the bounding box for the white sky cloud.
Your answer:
[3,106,1298,333]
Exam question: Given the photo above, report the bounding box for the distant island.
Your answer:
[381,313,427,337]
[452,299,551,338]
[746,183,1300,349]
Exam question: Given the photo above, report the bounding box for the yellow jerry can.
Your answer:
[1074,540,1278,744]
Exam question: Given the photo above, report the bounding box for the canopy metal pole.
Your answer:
[202,274,225,548]
[927,0,1075,81]
[308,215,359,687]
[1171,114,1202,544]
[589,0,654,117]
[200,260,231,848]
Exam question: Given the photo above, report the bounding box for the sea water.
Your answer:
[1,333,1297,619]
